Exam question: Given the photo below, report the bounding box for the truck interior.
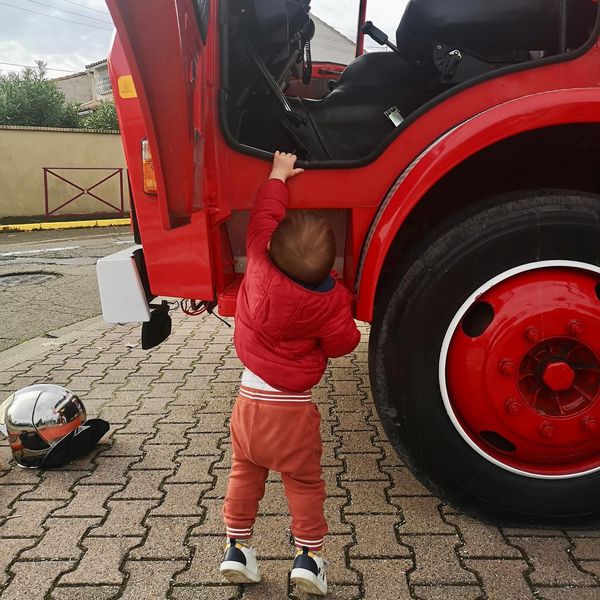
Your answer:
[221,0,599,162]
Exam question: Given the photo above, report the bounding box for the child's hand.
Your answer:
[269,151,304,183]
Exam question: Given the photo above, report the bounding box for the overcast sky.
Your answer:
[0,0,409,77]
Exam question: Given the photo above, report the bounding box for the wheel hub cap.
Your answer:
[444,265,600,477]
[541,360,575,393]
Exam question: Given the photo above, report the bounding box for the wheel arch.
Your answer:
[356,88,600,322]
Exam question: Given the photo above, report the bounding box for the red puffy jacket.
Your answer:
[234,179,361,392]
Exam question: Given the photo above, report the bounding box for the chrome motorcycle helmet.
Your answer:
[0,385,109,469]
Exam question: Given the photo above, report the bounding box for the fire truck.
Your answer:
[97,0,600,525]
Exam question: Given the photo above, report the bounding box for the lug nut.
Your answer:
[568,320,584,337]
[499,359,515,376]
[582,417,598,433]
[504,398,522,415]
[524,326,541,343]
[539,422,555,438]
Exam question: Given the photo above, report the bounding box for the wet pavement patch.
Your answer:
[0,271,60,287]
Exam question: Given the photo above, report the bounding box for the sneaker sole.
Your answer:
[291,568,327,596]
[220,562,261,584]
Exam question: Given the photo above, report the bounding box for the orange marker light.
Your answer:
[141,139,157,195]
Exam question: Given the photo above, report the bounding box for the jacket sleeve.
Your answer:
[319,290,361,359]
[246,179,289,257]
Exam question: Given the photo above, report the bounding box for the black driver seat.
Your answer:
[396,0,595,71]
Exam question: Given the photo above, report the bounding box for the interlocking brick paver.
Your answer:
[0,539,37,586]
[444,514,522,558]
[340,454,392,482]
[0,485,36,513]
[168,455,220,484]
[404,535,478,585]
[0,466,44,485]
[58,536,141,585]
[3,561,73,599]
[78,456,139,485]
[378,441,404,467]
[112,469,172,500]
[149,422,196,445]
[354,558,413,599]
[176,536,236,585]
[538,587,600,599]
[464,558,533,599]
[150,483,210,516]
[130,396,172,414]
[53,485,121,517]
[189,413,230,433]
[396,497,455,534]
[0,306,598,600]
[0,499,64,537]
[91,499,159,537]
[98,404,134,423]
[572,537,600,559]
[338,431,380,454]
[161,404,200,423]
[116,414,159,434]
[130,516,197,559]
[20,517,100,560]
[120,560,187,600]
[509,536,598,586]
[51,586,121,600]
[131,443,186,470]
[388,467,432,497]
[335,410,374,431]
[412,584,482,599]
[347,515,410,558]
[344,481,396,514]
[179,432,224,456]
[580,561,600,578]
[171,586,238,600]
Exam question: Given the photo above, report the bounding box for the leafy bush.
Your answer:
[0,61,79,128]
[82,100,119,131]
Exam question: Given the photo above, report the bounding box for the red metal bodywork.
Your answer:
[106,0,600,321]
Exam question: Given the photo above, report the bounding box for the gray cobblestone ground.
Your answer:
[0,312,598,599]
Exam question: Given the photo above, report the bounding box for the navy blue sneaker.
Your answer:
[219,539,261,584]
[290,547,327,596]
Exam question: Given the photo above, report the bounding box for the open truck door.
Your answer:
[97,0,217,343]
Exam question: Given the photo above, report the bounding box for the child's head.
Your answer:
[268,211,336,287]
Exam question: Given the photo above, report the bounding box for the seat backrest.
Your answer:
[396,0,562,63]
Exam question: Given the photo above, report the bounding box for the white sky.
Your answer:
[0,0,409,76]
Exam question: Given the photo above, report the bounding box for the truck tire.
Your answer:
[370,191,600,525]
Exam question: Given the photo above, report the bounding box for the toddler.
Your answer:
[220,152,361,596]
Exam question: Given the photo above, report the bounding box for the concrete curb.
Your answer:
[0,315,108,372]
[0,219,131,233]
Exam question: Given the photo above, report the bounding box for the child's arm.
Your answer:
[246,152,304,256]
[319,290,361,358]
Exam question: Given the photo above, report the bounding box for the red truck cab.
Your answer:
[97,0,600,525]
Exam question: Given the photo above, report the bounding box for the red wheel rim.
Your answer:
[443,265,600,477]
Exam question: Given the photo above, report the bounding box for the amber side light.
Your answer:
[141,139,157,195]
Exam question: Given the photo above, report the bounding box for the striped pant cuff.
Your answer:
[294,536,324,551]
[226,526,253,541]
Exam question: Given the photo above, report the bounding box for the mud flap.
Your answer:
[141,301,172,350]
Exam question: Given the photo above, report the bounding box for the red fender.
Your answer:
[355,88,600,322]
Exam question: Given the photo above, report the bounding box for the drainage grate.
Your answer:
[0,272,59,287]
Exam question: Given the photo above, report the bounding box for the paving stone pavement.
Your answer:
[0,312,598,599]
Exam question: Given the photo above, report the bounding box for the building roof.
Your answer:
[85,59,108,70]
[310,13,357,65]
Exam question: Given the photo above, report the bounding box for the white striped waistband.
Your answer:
[239,385,312,403]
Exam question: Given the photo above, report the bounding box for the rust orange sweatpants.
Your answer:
[222,392,327,551]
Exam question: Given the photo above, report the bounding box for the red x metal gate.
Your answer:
[43,167,126,219]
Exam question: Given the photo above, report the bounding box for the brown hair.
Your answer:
[269,211,336,287]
